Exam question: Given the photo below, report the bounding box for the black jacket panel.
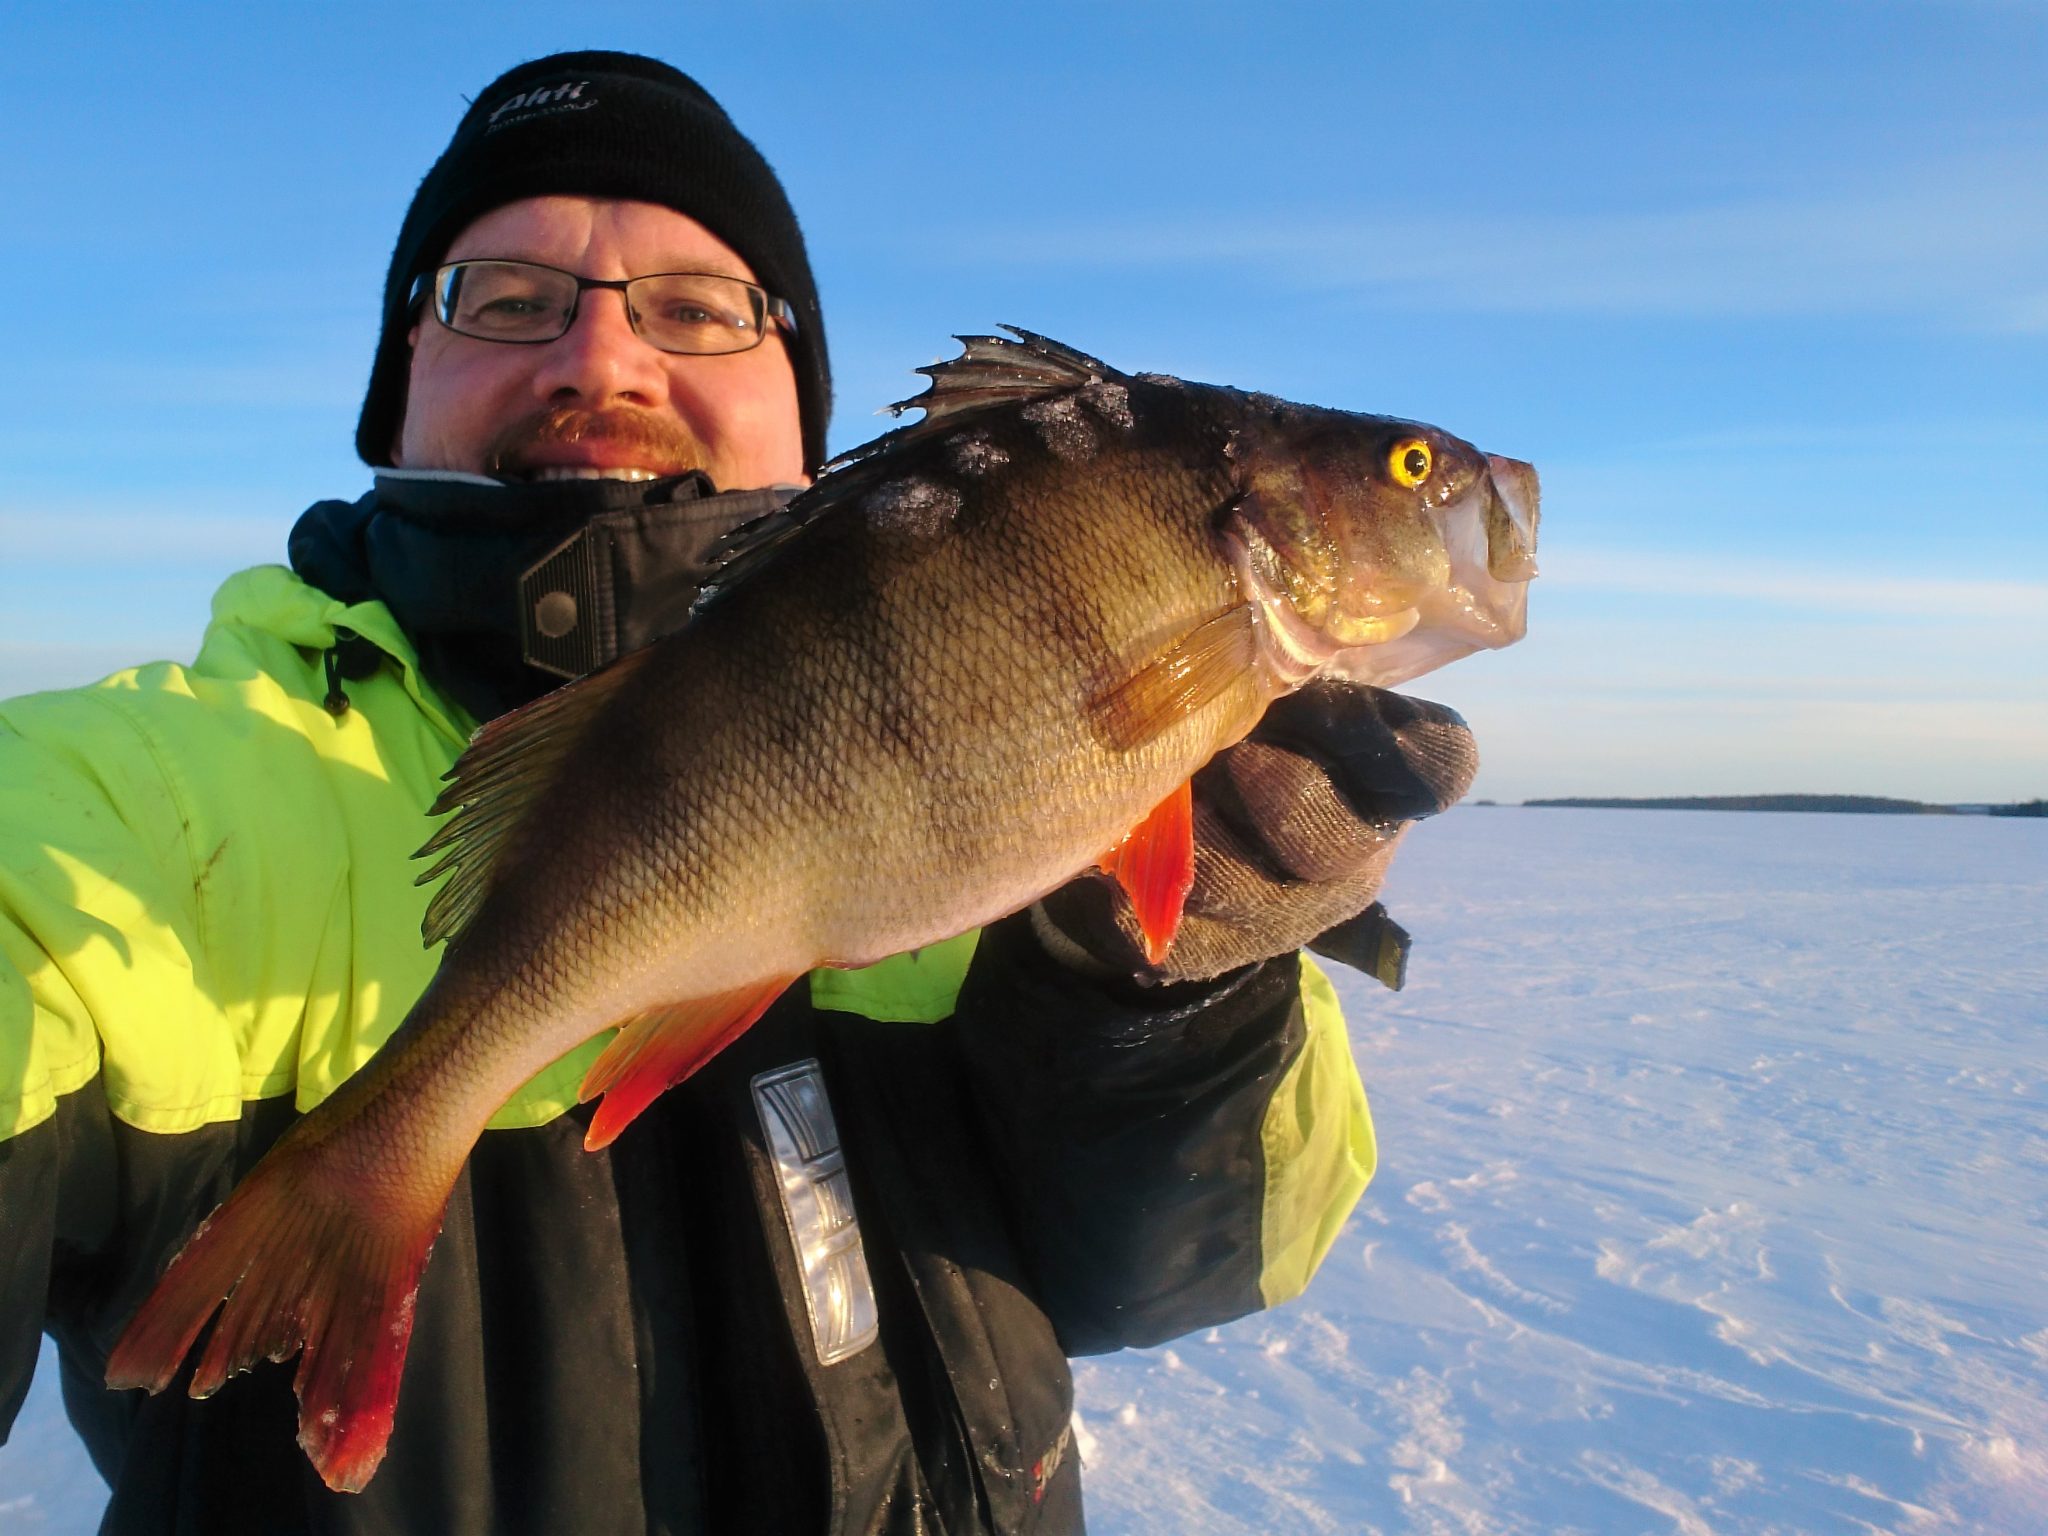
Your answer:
[8,926,1308,1536]
[950,920,1304,1355]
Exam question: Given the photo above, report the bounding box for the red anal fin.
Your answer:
[104,1133,452,1494]
[1097,780,1196,966]
[580,977,797,1151]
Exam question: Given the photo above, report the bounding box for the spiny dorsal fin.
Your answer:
[413,646,658,948]
[895,328,1116,425]
[828,326,1122,471]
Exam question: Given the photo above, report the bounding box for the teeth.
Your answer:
[526,466,664,483]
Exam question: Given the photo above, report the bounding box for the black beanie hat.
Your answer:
[357,51,830,475]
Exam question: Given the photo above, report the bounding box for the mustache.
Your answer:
[483,406,706,479]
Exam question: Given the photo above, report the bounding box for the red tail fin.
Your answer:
[104,1133,451,1493]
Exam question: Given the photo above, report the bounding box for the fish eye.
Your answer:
[1389,439,1432,488]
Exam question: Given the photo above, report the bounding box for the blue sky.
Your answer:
[2,1,2042,802]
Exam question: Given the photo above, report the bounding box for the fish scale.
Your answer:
[105,327,1539,1493]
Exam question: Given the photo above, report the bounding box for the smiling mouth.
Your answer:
[519,465,669,483]
[487,406,705,485]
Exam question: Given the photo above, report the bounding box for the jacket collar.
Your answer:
[286,469,800,724]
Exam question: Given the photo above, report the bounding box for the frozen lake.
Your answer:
[5,807,2044,1533]
[1077,807,2048,1534]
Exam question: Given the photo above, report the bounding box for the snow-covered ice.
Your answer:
[3,807,2043,1533]
[1075,807,2048,1535]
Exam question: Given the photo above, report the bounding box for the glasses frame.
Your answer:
[409,258,798,355]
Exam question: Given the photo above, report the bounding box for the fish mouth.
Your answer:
[1327,454,1541,690]
[1483,454,1541,583]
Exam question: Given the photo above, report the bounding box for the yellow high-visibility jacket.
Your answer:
[0,562,1373,1534]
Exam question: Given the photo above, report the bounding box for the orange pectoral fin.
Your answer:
[579,977,797,1151]
[1097,780,1196,966]
[1087,604,1260,752]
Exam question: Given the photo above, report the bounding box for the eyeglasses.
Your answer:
[411,258,797,355]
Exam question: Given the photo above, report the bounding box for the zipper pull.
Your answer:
[322,645,350,716]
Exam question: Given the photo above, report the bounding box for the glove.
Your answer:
[1032,678,1478,988]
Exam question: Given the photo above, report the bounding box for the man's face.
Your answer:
[395,196,807,490]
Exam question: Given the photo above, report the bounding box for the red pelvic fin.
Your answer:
[579,977,797,1151]
[103,1135,451,1494]
[1097,780,1197,966]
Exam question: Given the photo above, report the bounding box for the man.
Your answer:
[0,51,1473,1535]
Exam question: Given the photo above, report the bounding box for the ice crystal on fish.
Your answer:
[1020,395,1097,462]
[867,477,963,536]
[1080,381,1134,431]
[947,432,1011,477]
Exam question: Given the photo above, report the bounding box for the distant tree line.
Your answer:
[1517,795,2048,815]
[1523,795,1943,814]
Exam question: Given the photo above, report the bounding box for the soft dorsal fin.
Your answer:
[690,493,837,613]
[828,327,1121,470]
[413,646,657,948]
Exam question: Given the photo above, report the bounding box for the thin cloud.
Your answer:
[0,507,290,566]
[1558,416,2048,462]
[0,640,198,699]
[939,142,2048,331]
[1457,683,2047,802]
[1539,548,2048,622]
[31,358,362,413]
